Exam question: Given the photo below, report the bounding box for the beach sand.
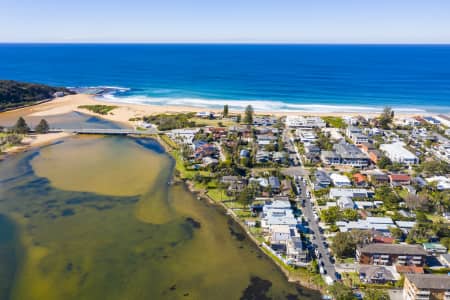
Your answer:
[0,94,420,128]
[0,94,423,143]
[2,132,73,156]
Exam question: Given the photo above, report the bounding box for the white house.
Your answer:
[380,142,419,165]
[330,173,352,187]
[285,116,326,128]
[337,197,355,210]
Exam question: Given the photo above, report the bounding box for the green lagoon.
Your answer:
[0,134,320,300]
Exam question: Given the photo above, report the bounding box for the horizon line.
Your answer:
[1,41,450,45]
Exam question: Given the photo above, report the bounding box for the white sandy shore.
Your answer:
[0,93,425,157]
[3,132,73,155]
[0,94,425,137]
[1,94,422,127]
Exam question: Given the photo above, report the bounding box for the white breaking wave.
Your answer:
[97,94,428,114]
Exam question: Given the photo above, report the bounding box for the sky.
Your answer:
[1,0,449,43]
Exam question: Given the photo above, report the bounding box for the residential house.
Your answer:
[221,176,239,185]
[368,172,390,185]
[346,126,369,144]
[285,116,326,128]
[389,174,411,187]
[240,149,250,158]
[286,236,308,266]
[422,243,447,255]
[320,150,341,165]
[338,217,394,233]
[380,142,419,164]
[255,150,270,163]
[426,176,450,190]
[337,197,355,210]
[435,114,450,127]
[261,200,298,229]
[423,116,441,125]
[403,274,450,300]
[395,221,416,234]
[353,173,368,187]
[368,150,382,164]
[330,173,352,187]
[359,265,398,284]
[314,170,331,190]
[268,176,281,193]
[334,143,370,167]
[321,143,370,167]
[440,253,450,267]
[359,142,376,154]
[356,244,427,266]
[329,188,374,199]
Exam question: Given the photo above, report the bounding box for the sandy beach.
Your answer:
[1,132,73,156]
[0,94,422,130]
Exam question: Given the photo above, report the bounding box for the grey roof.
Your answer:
[269,176,281,189]
[333,143,368,159]
[359,265,395,281]
[406,274,450,290]
[359,244,427,256]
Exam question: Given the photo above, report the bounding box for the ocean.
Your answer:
[0,43,449,113]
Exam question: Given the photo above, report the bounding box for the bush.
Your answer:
[78,105,117,115]
[35,119,49,133]
[143,113,196,131]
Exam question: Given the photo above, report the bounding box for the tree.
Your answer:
[35,119,49,134]
[389,226,403,240]
[236,187,254,207]
[328,282,354,300]
[341,209,359,221]
[236,114,241,123]
[364,288,389,300]
[377,156,392,169]
[405,193,428,210]
[320,206,340,224]
[379,106,394,129]
[13,117,30,134]
[223,104,229,117]
[244,105,254,124]
[331,232,357,258]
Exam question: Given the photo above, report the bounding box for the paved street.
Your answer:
[283,128,337,281]
[302,191,337,280]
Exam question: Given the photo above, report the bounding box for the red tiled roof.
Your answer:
[389,174,411,181]
[372,236,395,244]
[353,173,367,183]
[396,265,424,274]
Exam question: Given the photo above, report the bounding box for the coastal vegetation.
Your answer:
[378,106,394,129]
[143,113,197,131]
[78,105,117,115]
[244,105,254,124]
[35,119,50,133]
[0,132,22,152]
[0,80,73,111]
[13,117,30,134]
[322,116,347,129]
[223,104,229,117]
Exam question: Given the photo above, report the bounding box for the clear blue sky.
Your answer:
[1,0,449,43]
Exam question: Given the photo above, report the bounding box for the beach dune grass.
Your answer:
[78,105,117,115]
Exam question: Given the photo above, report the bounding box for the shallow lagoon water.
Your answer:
[0,135,320,300]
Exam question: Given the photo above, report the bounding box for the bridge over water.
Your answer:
[47,128,159,135]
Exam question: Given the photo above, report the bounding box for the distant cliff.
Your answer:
[0,80,75,111]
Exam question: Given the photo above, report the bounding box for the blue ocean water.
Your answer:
[0,44,449,113]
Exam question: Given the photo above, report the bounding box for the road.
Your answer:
[283,128,337,281]
[302,191,337,280]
